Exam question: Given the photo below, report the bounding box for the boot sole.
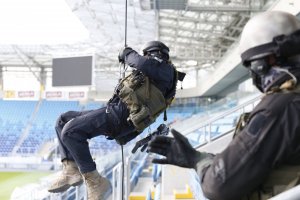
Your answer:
[48,179,83,193]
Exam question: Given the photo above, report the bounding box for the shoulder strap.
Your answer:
[165,66,178,101]
[233,112,251,138]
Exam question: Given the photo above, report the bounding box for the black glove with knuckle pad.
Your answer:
[148,129,203,169]
[118,46,133,63]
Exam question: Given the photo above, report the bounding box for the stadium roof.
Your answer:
[0,0,276,82]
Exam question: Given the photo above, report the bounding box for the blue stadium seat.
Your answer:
[0,99,195,156]
[17,100,81,154]
[0,100,37,156]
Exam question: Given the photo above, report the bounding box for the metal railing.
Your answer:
[184,93,300,200]
[185,95,262,148]
[112,151,148,200]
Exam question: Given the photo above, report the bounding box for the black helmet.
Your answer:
[142,41,169,60]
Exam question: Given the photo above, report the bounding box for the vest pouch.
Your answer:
[143,84,166,116]
[129,105,154,132]
[118,71,168,132]
[119,82,140,113]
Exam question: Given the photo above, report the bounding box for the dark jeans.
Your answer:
[55,103,135,173]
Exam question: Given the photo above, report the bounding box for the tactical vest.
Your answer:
[117,70,176,132]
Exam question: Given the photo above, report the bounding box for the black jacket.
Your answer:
[106,50,175,142]
[125,50,175,96]
[199,91,300,200]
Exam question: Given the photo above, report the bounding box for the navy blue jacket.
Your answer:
[126,50,175,96]
[106,50,175,143]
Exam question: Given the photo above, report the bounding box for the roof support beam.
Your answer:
[160,31,211,41]
[141,0,263,12]
[161,38,215,47]
[159,23,223,37]
[159,15,229,26]
[221,35,238,42]
[186,4,262,12]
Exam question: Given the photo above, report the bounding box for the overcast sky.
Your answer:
[0,0,88,45]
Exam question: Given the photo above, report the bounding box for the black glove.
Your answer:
[148,129,202,169]
[132,124,169,154]
[118,47,133,63]
[132,135,152,153]
[115,131,140,145]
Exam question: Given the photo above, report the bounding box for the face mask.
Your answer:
[248,56,298,92]
[259,67,297,92]
[261,67,283,92]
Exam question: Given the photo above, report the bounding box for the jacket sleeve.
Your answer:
[125,51,153,75]
[196,95,298,200]
[125,51,174,94]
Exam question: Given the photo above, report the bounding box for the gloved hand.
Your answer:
[132,135,152,153]
[148,129,203,169]
[115,130,140,145]
[118,46,133,63]
[132,124,169,154]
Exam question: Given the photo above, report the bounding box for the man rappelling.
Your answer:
[48,41,183,200]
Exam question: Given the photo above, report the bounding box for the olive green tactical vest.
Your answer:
[118,71,173,132]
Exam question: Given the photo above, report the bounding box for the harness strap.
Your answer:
[145,77,150,99]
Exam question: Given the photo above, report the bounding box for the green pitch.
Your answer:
[0,171,51,200]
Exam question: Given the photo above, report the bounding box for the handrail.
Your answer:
[186,94,262,136]
[184,94,262,148]
[193,128,235,149]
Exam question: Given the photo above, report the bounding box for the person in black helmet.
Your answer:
[48,40,177,200]
[148,11,300,200]
[118,41,174,94]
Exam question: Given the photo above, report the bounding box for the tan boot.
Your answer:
[82,170,111,200]
[48,160,83,193]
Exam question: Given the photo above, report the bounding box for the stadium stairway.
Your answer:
[17,100,82,155]
[11,100,42,155]
[129,155,154,200]
[0,100,37,156]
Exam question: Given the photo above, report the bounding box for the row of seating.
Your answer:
[17,100,81,155]
[0,99,196,156]
[0,100,36,156]
[0,100,105,156]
